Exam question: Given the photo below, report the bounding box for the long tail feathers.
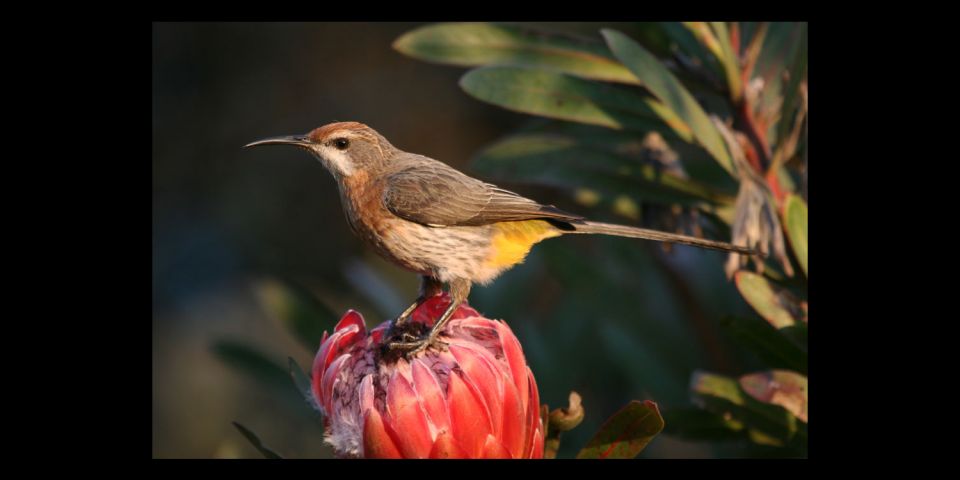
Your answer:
[570,221,756,255]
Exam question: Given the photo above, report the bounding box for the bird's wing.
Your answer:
[381,157,582,227]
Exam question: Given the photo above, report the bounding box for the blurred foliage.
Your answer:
[210,21,807,458]
[394,21,809,458]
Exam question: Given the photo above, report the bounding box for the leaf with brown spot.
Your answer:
[691,371,805,448]
[739,370,807,423]
[576,400,664,459]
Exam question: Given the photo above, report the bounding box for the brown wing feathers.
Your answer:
[380,155,753,255]
[382,158,581,227]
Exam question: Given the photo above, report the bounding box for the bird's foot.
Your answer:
[387,335,448,359]
[398,332,419,343]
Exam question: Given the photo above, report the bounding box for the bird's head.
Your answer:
[245,121,394,179]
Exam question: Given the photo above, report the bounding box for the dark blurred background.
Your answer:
[153,22,758,459]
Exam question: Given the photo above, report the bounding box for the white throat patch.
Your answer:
[319,146,355,177]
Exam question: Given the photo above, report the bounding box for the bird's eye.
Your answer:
[333,138,350,150]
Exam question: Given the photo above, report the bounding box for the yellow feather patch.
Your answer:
[485,220,562,268]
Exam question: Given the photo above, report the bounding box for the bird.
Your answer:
[246,121,755,357]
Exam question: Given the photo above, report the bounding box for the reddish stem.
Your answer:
[766,168,787,206]
[738,133,764,176]
[736,100,771,171]
[735,62,784,207]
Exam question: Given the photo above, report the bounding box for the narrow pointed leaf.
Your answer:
[232,422,283,459]
[658,22,721,75]
[755,23,804,122]
[783,194,808,276]
[734,271,800,328]
[394,22,639,84]
[601,29,734,174]
[777,23,808,147]
[289,357,321,414]
[254,278,337,351]
[709,22,742,102]
[576,400,664,459]
[742,23,769,83]
[682,22,724,62]
[460,66,693,140]
[472,133,735,207]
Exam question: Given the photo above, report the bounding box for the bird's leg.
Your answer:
[391,276,443,343]
[389,279,471,357]
[394,275,443,327]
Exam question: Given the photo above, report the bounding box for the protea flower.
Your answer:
[311,293,544,459]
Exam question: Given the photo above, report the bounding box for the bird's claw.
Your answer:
[387,336,448,358]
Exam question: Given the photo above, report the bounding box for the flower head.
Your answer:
[312,294,544,459]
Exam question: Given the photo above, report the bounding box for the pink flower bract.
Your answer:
[311,293,544,459]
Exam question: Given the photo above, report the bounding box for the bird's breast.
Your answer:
[339,179,562,284]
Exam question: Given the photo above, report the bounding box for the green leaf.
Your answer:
[734,271,801,328]
[709,22,743,102]
[658,22,721,75]
[460,66,693,141]
[682,22,724,64]
[691,371,800,447]
[601,29,734,174]
[576,400,665,459]
[472,133,735,207]
[212,340,290,389]
[514,120,740,188]
[739,370,807,423]
[720,316,807,375]
[783,194,808,277]
[755,22,804,130]
[232,422,283,459]
[662,408,747,441]
[779,323,808,347]
[394,22,639,84]
[777,23,808,148]
[289,357,321,414]
[253,278,337,352]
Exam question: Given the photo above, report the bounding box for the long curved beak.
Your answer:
[244,135,311,149]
